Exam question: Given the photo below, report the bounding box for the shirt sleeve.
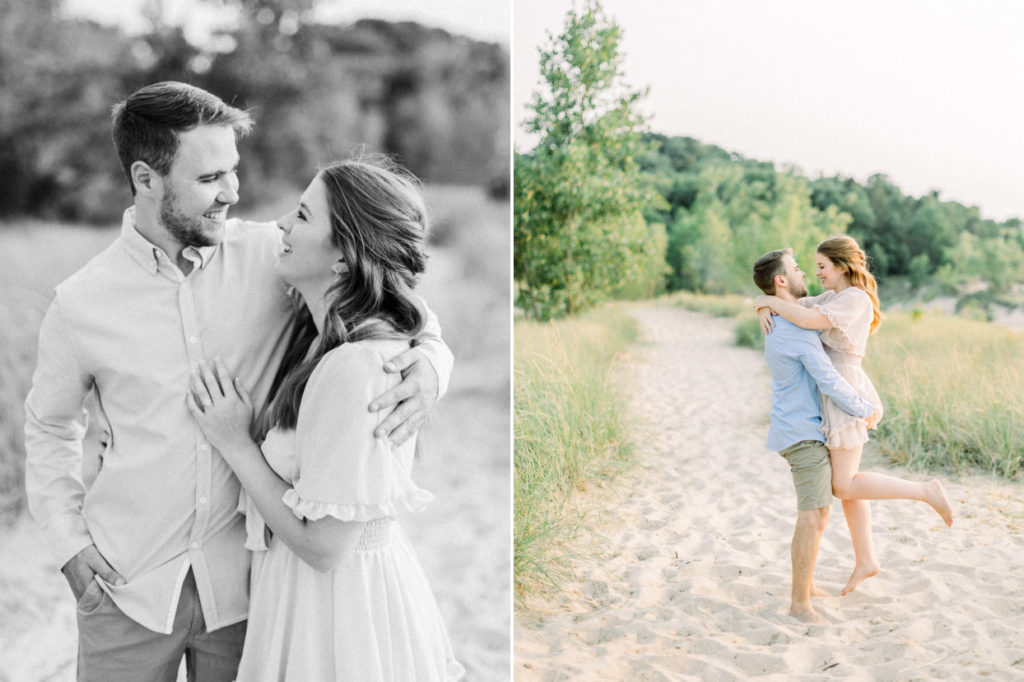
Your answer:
[23,298,95,566]
[283,344,433,523]
[813,289,869,347]
[414,297,454,399]
[794,333,875,419]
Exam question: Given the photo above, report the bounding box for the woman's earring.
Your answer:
[331,261,347,280]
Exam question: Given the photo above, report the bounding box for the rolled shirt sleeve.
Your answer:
[24,298,95,567]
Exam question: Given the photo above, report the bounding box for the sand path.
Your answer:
[515,305,1024,681]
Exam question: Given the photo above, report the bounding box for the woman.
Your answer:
[754,235,953,597]
[186,157,464,680]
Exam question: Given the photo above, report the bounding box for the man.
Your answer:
[24,81,452,680]
[752,248,874,624]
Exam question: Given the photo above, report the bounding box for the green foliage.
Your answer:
[641,131,1024,297]
[514,1,667,320]
[652,151,849,294]
[733,316,765,350]
[514,305,636,597]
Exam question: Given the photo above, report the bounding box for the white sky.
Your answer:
[63,0,510,45]
[515,0,1024,221]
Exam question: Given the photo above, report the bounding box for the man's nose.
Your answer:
[218,174,240,205]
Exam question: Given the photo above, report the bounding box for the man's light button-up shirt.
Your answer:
[24,207,454,635]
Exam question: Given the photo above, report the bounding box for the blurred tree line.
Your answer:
[639,132,1024,301]
[0,0,509,224]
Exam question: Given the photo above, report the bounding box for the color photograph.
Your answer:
[514,1,1024,679]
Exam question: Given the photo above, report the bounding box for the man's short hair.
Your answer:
[753,248,792,295]
[111,81,253,195]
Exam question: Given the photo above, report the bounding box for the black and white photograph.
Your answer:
[0,1,510,680]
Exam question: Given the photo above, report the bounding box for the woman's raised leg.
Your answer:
[830,445,954,525]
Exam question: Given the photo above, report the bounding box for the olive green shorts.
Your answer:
[778,440,832,510]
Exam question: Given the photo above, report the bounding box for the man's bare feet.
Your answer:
[840,561,880,596]
[790,604,829,624]
[925,479,954,527]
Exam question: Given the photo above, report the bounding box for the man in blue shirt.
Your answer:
[753,248,876,624]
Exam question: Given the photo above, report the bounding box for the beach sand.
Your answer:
[514,305,1024,681]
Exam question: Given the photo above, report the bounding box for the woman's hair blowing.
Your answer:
[817,235,882,334]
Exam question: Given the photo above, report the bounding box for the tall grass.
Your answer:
[867,312,1024,479]
[514,306,636,598]
[667,290,752,318]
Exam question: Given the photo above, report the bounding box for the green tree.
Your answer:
[514,0,665,319]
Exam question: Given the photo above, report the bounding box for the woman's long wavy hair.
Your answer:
[257,155,429,436]
[817,235,882,334]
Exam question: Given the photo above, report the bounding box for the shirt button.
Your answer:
[199,496,208,505]
[199,443,210,451]
[189,336,198,344]
[191,541,200,550]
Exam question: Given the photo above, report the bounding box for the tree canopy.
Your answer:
[514,0,666,319]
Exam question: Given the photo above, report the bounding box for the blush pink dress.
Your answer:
[799,287,883,448]
[236,339,464,681]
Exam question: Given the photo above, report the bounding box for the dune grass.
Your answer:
[667,290,752,318]
[514,305,636,598]
[866,312,1024,479]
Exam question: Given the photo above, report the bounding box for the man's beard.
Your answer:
[788,279,808,298]
[159,185,220,248]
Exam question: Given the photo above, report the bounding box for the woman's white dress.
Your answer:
[235,339,464,681]
[800,287,883,449]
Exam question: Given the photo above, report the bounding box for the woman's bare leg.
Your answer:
[830,445,954,525]
[839,497,879,595]
[830,445,880,594]
[829,444,954,595]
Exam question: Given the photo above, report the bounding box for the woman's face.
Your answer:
[275,174,345,289]
[815,252,847,290]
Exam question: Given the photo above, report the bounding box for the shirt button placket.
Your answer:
[181,279,210,556]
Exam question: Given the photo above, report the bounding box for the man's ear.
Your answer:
[131,161,160,196]
[773,273,786,292]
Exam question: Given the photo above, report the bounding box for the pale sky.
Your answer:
[515,0,1024,221]
[63,0,510,45]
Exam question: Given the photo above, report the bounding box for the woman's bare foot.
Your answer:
[840,561,880,596]
[810,584,829,597]
[925,479,954,527]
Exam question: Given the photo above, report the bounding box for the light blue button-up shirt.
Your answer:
[764,316,875,452]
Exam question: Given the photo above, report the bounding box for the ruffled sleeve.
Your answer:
[814,287,872,351]
[284,342,433,524]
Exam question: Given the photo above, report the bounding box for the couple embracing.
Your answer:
[753,238,954,624]
[25,82,464,680]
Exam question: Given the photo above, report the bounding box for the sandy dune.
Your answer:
[515,305,1024,681]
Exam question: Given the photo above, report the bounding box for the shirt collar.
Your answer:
[119,206,218,276]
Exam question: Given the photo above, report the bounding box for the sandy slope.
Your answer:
[514,305,1024,681]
